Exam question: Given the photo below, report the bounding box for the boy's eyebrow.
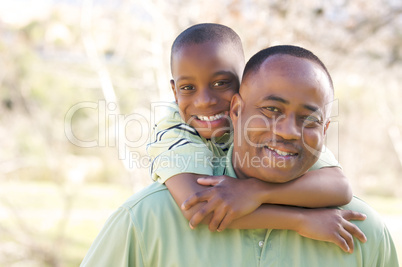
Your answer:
[177,71,235,82]
[176,75,195,82]
[213,70,236,77]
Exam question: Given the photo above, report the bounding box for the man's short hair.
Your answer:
[170,23,244,71]
[242,45,334,93]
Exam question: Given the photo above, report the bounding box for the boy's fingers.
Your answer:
[334,234,350,253]
[181,190,211,210]
[209,208,227,232]
[344,221,367,243]
[197,177,224,186]
[217,212,234,232]
[189,203,215,229]
[339,228,354,253]
[341,210,367,221]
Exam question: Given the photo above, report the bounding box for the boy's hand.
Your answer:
[297,209,367,253]
[181,176,262,232]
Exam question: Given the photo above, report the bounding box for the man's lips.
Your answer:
[264,145,299,157]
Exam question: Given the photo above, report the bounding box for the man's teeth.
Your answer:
[268,147,296,156]
[197,113,225,121]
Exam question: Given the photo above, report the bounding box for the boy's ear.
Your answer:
[170,79,178,103]
[323,119,331,135]
[230,93,243,124]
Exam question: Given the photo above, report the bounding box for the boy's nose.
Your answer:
[194,88,218,108]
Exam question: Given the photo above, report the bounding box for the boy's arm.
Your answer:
[166,172,261,226]
[147,105,214,184]
[254,147,352,208]
[228,204,367,253]
[254,167,352,208]
[175,174,366,253]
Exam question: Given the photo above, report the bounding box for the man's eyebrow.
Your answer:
[264,95,323,116]
[303,104,320,113]
[263,95,289,104]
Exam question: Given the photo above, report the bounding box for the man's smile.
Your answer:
[266,145,298,156]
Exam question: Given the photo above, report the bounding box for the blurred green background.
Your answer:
[0,1,401,266]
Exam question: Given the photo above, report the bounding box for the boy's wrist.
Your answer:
[247,178,274,205]
[292,209,305,233]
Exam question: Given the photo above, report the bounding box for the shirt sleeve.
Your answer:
[80,208,145,267]
[147,106,214,184]
[309,145,342,171]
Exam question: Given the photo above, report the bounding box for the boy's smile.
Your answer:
[170,41,244,139]
[190,110,230,127]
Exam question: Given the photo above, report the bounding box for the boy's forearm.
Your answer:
[257,167,353,208]
[165,173,212,223]
[227,204,302,230]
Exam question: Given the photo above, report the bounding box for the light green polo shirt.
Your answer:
[147,103,340,183]
[81,145,399,267]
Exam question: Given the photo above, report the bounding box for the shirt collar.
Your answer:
[223,144,237,178]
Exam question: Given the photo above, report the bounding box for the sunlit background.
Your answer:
[0,0,401,266]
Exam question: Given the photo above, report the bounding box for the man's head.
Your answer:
[231,45,333,183]
[170,23,245,139]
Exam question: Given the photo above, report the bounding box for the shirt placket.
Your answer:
[249,229,271,266]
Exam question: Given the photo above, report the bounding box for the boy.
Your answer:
[147,23,364,252]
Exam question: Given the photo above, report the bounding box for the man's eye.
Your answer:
[264,107,279,112]
[180,85,194,91]
[302,115,322,127]
[304,115,319,122]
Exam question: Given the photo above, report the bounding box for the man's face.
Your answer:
[171,41,244,139]
[231,55,332,183]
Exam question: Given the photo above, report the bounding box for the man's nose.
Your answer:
[194,87,218,108]
[273,114,301,140]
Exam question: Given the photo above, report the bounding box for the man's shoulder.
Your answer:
[343,196,388,239]
[120,182,172,212]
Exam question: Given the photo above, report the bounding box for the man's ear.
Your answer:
[170,79,178,103]
[230,93,243,124]
[323,119,331,135]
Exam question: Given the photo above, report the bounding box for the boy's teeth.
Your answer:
[268,147,296,156]
[197,113,224,121]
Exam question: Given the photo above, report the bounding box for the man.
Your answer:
[80,46,399,267]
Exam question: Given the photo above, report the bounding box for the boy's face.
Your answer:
[170,41,244,139]
[231,55,332,183]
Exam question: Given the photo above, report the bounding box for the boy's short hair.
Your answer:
[170,23,244,72]
[242,45,334,94]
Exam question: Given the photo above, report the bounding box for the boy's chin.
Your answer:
[196,128,230,140]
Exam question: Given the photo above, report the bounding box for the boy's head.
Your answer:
[231,45,334,183]
[170,23,245,139]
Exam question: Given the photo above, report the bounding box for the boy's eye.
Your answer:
[180,85,195,91]
[212,80,230,88]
